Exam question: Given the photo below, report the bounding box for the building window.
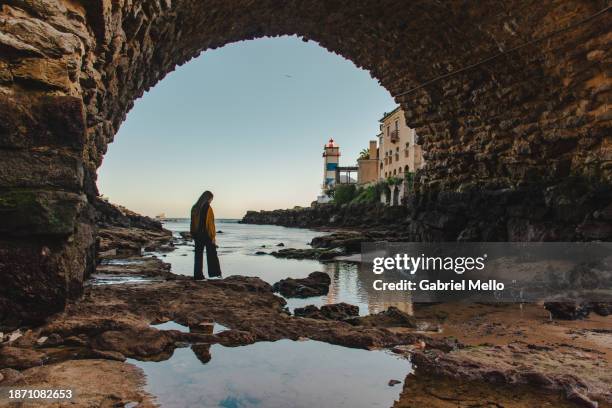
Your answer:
[393,169,396,175]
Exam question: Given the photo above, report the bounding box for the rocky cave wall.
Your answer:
[0,0,610,324]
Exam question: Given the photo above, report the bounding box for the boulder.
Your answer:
[92,328,176,358]
[544,301,590,320]
[588,302,611,317]
[294,303,359,320]
[273,272,331,298]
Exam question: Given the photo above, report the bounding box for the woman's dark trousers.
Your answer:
[194,237,222,279]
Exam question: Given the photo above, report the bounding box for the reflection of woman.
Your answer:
[190,191,222,280]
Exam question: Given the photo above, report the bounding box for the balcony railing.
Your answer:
[389,129,399,143]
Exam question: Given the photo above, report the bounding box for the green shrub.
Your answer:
[386,176,402,186]
[352,185,377,204]
[404,172,415,190]
[333,184,357,204]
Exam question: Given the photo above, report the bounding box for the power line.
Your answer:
[393,5,611,99]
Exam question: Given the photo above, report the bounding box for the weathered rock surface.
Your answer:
[294,303,360,320]
[243,183,612,242]
[272,272,331,298]
[95,256,174,280]
[347,306,417,328]
[19,360,155,407]
[544,301,592,320]
[0,346,45,369]
[411,342,611,407]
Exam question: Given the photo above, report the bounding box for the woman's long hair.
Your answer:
[194,190,213,210]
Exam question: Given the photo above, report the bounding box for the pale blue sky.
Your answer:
[97,36,395,218]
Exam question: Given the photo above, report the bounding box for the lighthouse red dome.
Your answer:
[325,138,338,148]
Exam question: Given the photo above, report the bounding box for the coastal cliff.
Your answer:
[242,183,612,242]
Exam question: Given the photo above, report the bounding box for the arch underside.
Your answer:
[0,0,610,323]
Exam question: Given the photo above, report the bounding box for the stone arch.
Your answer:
[0,1,610,323]
[392,185,400,206]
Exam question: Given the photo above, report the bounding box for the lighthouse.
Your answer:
[318,138,340,203]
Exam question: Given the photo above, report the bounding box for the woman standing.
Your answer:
[190,191,222,280]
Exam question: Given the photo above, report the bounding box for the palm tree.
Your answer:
[358,148,370,160]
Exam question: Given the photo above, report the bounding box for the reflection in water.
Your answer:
[131,339,411,408]
[88,274,157,285]
[151,321,229,334]
[161,220,414,316]
[324,262,413,315]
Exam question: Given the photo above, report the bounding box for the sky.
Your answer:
[97,35,396,218]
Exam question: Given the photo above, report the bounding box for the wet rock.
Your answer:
[254,251,266,255]
[310,231,368,253]
[276,242,285,247]
[212,276,274,293]
[270,247,345,260]
[216,230,223,234]
[589,302,611,317]
[92,328,176,359]
[191,343,211,364]
[0,346,45,369]
[388,379,401,386]
[320,303,360,320]
[90,349,126,362]
[347,306,417,328]
[544,301,590,320]
[98,225,172,257]
[179,231,192,240]
[273,272,331,298]
[215,330,256,346]
[294,303,359,321]
[96,256,173,279]
[294,305,324,319]
[189,320,214,334]
[64,335,89,347]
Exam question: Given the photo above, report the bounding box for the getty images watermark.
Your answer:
[362,242,612,303]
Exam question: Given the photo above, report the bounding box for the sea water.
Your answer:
[157,219,413,316]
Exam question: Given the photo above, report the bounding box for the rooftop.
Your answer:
[379,106,401,123]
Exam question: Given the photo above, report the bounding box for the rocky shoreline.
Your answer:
[242,182,612,242]
[1,202,611,407]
